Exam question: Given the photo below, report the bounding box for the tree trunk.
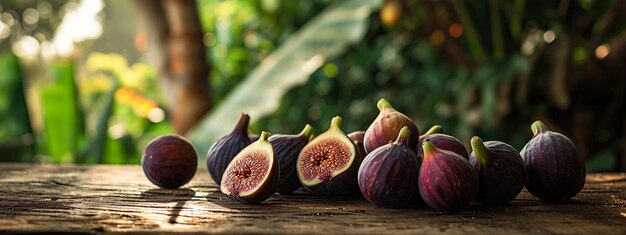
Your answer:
[132,0,211,135]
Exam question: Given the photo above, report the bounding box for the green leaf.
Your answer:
[41,60,85,163]
[189,0,382,157]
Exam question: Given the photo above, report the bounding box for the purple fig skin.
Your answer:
[142,135,198,189]
[221,131,278,204]
[269,125,314,194]
[521,121,586,202]
[364,98,419,154]
[358,127,420,208]
[248,134,260,142]
[417,135,468,161]
[297,116,360,195]
[469,137,526,205]
[419,139,478,211]
[207,113,252,186]
[348,131,366,164]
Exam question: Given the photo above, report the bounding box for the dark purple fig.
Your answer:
[416,125,468,160]
[348,131,366,163]
[469,136,526,205]
[358,127,420,208]
[419,139,478,211]
[521,121,586,202]
[220,131,278,204]
[142,135,198,189]
[207,113,252,186]
[269,124,315,194]
[297,116,360,195]
[248,134,259,142]
[364,98,419,154]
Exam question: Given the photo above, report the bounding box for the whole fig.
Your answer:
[348,131,366,163]
[419,139,478,211]
[358,127,420,208]
[297,116,360,195]
[521,120,586,202]
[469,136,525,205]
[142,134,198,189]
[364,98,419,154]
[207,113,252,185]
[416,125,468,160]
[269,124,315,194]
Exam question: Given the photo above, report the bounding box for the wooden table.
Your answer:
[0,163,624,234]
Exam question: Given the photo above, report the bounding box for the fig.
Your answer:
[348,131,367,162]
[142,134,198,189]
[358,127,420,208]
[220,131,278,204]
[416,125,468,160]
[248,134,260,142]
[269,124,315,194]
[469,136,526,205]
[207,113,252,185]
[297,116,360,195]
[521,120,586,202]
[364,98,419,154]
[419,139,478,211]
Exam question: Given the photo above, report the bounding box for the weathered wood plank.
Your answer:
[0,163,624,234]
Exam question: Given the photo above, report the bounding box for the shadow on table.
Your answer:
[140,188,195,224]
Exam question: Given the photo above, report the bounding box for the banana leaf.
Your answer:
[188,0,382,158]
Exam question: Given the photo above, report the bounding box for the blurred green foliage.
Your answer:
[1,0,624,172]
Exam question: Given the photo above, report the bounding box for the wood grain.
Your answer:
[0,163,624,234]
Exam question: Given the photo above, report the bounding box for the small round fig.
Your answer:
[348,131,366,163]
[419,140,478,211]
[364,98,419,154]
[521,120,586,202]
[358,127,420,208]
[469,136,525,205]
[269,124,315,194]
[221,131,278,204]
[416,125,468,160]
[207,113,252,186]
[142,134,198,189]
[297,116,360,195]
[248,134,260,142]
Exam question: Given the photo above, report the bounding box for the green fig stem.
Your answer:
[424,125,443,136]
[299,124,315,139]
[330,116,343,129]
[259,131,270,142]
[531,120,548,136]
[422,139,438,158]
[394,126,411,146]
[233,113,250,135]
[376,98,395,111]
[471,136,489,165]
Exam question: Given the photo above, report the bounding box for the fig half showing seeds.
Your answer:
[220,131,278,204]
[207,113,252,186]
[269,124,315,194]
[416,125,468,160]
[364,98,419,154]
[358,127,420,208]
[297,116,360,195]
[419,140,478,211]
[469,136,526,205]
[142,134,198,189]
[521,120,586,202]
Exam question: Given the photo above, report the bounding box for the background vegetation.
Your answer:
[0,0,624,172]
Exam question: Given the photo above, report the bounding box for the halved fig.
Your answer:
[297,116,359,195]
[220,131,278,204]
